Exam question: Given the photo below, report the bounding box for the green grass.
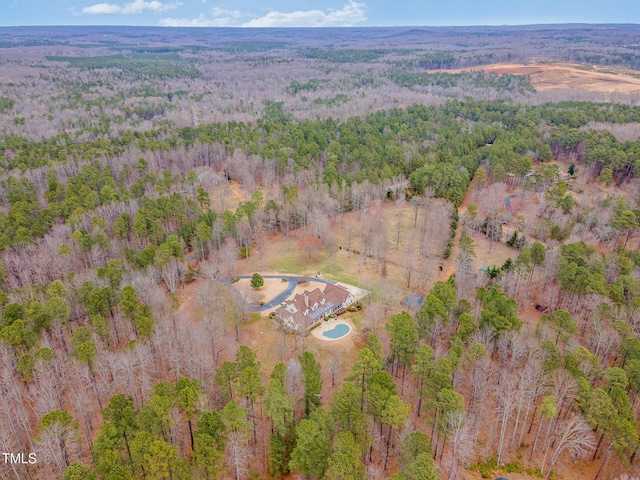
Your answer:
[267,255,314,275]
[267,252,360,286]
[343,310,364,329]
[245,313,263,325]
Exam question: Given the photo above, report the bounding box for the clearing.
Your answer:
[440,62,640,93]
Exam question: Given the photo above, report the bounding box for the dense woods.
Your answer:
[2,24,640,480]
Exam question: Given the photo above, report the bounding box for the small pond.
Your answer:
[322,323,351,339]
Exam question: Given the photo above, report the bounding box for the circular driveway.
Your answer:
[229,275,337,312]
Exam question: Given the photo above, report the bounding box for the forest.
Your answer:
[1,24,640,480]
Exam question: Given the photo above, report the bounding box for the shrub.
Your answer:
[251,273,264,289]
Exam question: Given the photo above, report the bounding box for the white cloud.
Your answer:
[160,1,366,28]
[159,14,218,26]
[242,1,366,27]
[82,0,181,15]
[160,6,243,26]
[211,7,242,19]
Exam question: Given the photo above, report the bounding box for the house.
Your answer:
[275,283,354,333]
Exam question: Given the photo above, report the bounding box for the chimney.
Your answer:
[304,294,309,308]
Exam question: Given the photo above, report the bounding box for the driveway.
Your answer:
[229,275,337,312]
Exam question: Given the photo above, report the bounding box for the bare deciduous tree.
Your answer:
[446,410,473,480]
[542,415,595,479]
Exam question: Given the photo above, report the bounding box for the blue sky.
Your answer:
[3,0,640,27]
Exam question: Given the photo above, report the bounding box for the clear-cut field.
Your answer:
[440,62,640,93]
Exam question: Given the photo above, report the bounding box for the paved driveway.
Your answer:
[230,275,337,312]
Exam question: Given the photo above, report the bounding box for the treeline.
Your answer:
[300,48,388,63]
[388,71,536,94]
[45,55,201,80]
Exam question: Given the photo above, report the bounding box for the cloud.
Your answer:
[242,1,366,27]
[82,0,181,15]
[211,7,242,19]
[160,6,244,26]
[160,1,366,28]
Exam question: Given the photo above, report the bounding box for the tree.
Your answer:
[289,411,331,477]
[143,438,191,480]
[612,199,638,247]
[386,311,419,382]
[139,383,176,442]
[330,382,371,450]
[530,240,546,284]
[543,415,594,479]
[474,166,488,192]
[476,285,521,337]
[349,346,383,411]
[397,431,439,480]
[37,410,80,473]
[457,313,477,341]
[195,221,212,261]
[325,431,365,480]
[265,367,294,437]
[530,395,556,462]
[547,310,578,346]
[62,462,96,480]
[299,351,322,416]
[410,195,423,227]
[250,273,264,289]
[598,167,613,186]
[193,411,226,479]
[268,433,291,478]
[379,395,410,470]
[445,410,472,480]
[215,361,239,402]
[102,465,133,480]
[220,401,252,480]
[101,394,138,474]
[433,388,464,462]
[495,374,518,466]
[176,377,202,452]
[412,344,435,416]
[237,365,263,444]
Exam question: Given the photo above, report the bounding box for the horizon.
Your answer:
[1,22,640,30]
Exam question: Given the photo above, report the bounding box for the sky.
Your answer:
[2,0,640,28]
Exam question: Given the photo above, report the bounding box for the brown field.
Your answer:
[233,200,455,302]
[440,62,640,93]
